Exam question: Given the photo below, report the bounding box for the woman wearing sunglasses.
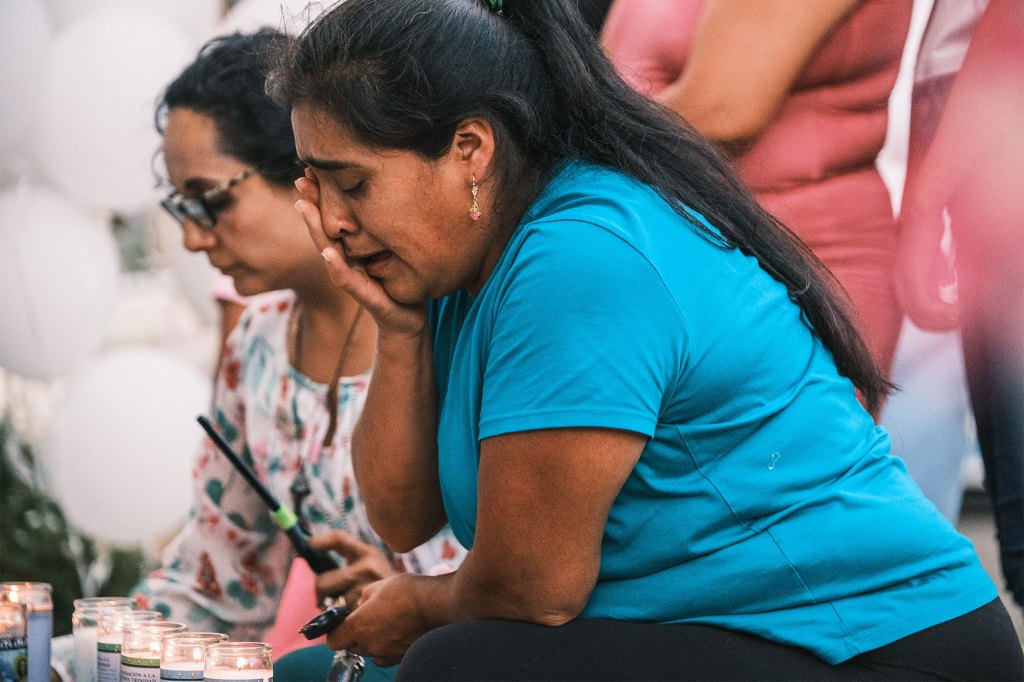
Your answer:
[132,30,465,681]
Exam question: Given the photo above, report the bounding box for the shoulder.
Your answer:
[507,163,712,298]
[525,162,671,231]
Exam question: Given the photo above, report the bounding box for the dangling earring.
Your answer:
[470,175,480,221]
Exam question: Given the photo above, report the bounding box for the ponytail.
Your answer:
[270,0,893,411]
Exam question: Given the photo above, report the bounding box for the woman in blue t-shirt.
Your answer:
[269,0,1023,678]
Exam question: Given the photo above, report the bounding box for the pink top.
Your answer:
[602,0,911,372]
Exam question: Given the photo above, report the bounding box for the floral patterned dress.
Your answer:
[133,290,465,639]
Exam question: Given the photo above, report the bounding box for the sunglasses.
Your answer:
[160,169,255,229]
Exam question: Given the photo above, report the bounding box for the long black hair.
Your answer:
[268,0,892,410]
[157,29,304,188]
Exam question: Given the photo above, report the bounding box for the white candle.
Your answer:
[159,661,204,681]
[96,611,162,682]
[203,642,272,682]
[202,671,272,681]
[121,621,187,682]
[75,625,98,682]
[73,598,133,682]
[160,632,227,681]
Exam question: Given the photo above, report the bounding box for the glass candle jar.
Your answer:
[203,643,273,682]
[0,582,52,682]
[96,610,162,682]
[0,600,27,682]
[159,633,228,681]
[73,597,134,682]
[120,621,187,682]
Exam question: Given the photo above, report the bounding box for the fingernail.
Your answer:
[322,249,331,261]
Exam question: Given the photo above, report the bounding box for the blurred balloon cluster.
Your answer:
[0,0,320,551]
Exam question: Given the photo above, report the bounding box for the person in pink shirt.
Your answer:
[602,0,911,414]
[896,0,1023,609]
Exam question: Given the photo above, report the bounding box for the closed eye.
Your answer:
[203,190,234,211]
[342,180,365,197]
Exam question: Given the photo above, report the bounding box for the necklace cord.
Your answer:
[322,306,364,446]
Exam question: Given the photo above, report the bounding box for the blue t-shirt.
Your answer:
[428,161,995,664]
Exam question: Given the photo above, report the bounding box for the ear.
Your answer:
[451,117,495,180]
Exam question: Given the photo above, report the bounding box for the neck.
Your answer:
[291,286,375,383]
[292,273,362,327]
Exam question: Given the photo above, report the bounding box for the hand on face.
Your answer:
[295,171,429,338]
[310,529,397,612]
[325,573,434,669]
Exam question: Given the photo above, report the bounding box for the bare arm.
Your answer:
[328,427,647,666]
[659,0,863,144]
[895,0,1023,330]
[296,176,447,551]
[351,329,447,550]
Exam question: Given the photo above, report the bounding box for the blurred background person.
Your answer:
[880,0,988,528]
[602,0,912,415]
[133,30,465,680]
[895,0,1023,609]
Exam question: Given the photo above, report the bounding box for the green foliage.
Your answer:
[0,419,145,636]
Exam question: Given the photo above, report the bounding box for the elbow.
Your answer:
[467,575,590,627]
[693,109,768,146]
[521,602,585,628]
[380,532,427,555]
[369,510,445,555]
[668,91,772,145]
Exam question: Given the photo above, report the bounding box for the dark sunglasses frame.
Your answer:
[160,169,255,229]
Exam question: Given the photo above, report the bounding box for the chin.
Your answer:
[381,279,430,306]
[229,275,268,298]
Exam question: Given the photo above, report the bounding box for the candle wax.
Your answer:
[74,624,98,682]
[26,610,52,682]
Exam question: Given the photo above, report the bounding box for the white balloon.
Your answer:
[0,185,119,381]
[33,9,194,213]
[44,0,222,40]
[216,0,330,36]
[0,0,53,153]
[42,0,119,28]
[43,346,211,547]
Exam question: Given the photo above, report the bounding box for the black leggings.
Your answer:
[395,598,1022,681]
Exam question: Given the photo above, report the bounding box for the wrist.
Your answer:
[407,572,457,632]
[376,328,432,365]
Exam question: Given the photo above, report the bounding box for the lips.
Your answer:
[348,249,393,274]
[212,262,242,277]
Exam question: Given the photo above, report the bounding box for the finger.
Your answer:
[342,585,364,610]
[295,175,319,204]
[315,567,358,603]
[293,197,356,279]
[325,620,355,652]
[294,196,334,255]
[309,529,371,563]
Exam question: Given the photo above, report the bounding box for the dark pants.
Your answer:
[396,599,1022,681]
[958,254,1024,607]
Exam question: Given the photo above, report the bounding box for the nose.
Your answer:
[317,188,357,239]
[181,219,217,253]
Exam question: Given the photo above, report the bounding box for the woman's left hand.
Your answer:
[310,530,398,610]
[328,573,436,668]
